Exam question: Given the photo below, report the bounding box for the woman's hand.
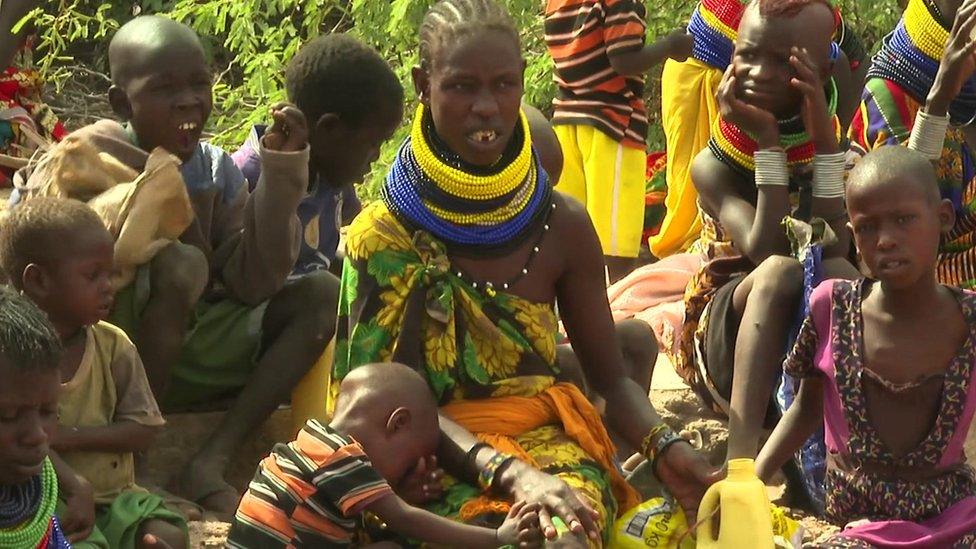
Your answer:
[790,47,838,154]
[717,64,780,149]
[501,461,601,543]
[928,0,976,116]
[397,455,444,505]
[654,441,722,528]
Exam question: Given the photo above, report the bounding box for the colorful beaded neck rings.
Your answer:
[383,104,553,252]
[868,0,976,125]
[687,0,851,71]
[687,0,742,69]
[709,79,841,176]
[0,458,60,549]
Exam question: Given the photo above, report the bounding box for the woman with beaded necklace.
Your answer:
[849,0,976,290]
[327,0,719,546]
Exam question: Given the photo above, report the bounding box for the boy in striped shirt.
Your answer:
[229,363,541,548]
[544,0,693,281]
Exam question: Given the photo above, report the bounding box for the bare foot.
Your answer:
[142,534,171,549]
[169,457,240,519]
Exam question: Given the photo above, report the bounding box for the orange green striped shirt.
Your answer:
[544,0,648,149]
[227,420,392,548]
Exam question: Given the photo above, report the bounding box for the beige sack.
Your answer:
[18,134,193,290]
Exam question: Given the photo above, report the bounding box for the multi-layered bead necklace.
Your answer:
[0,458,69,549]
[687,0,852,72]
[709,79,841,177]
[383,104,554,255]
[687,0,741,70]
[868,0,976,125]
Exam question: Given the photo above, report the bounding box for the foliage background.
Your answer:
[35,0,901,199]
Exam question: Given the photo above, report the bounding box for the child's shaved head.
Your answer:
[331,363,441,485]
[734,0,835,117]
[108,15,204,88]
[847,147,941,205]
[335,362,438,419]
[106,15,212,161]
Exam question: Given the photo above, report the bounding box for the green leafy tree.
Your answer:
[31,0,899,199]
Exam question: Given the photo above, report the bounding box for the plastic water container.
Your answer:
[696,458,775,549]
[290,337,335,433]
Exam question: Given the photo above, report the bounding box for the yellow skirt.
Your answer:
[649,58,724,258]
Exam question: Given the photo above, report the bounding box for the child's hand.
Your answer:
[665,30,694,63]
[496,500,544,548]
[60,476,96,542]
[790,47,838,154]
[930,0,976,113]
[717,63,780,149]
[397,455,444,505]
[262,102,309,153]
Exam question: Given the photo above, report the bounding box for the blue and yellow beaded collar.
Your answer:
[383,104,553,252]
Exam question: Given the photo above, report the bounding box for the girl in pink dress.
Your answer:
[756,146,976,548]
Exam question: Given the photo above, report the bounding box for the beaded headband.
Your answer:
[709,79,841,176]
[383,104,553,251]
[868,0,976,125]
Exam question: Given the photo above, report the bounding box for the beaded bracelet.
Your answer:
[639,423,671,458]
[812,152,846,199]
[478,452,516,492]
[649,431,687,480]
[754,149,789,187]
[465,442,492,474]
[908,110,949,160]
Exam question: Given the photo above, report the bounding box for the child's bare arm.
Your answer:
[755,376,825,482]
[789,48,850,257]
[366,494,539,548]
[608,30,694,76]
[53,420,161,454]
[692,150,793,263]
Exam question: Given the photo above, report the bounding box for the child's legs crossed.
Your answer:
[556,319,658,415]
